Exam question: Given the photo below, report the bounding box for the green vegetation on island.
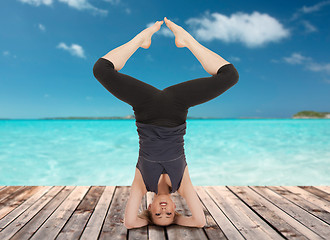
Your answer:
[293,111,330,119]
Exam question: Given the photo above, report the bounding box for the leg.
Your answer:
[101,20,163,71]
[93,58,160,107]
[163,63,239,109]
[164,17,230,75]
[93,21,164,107]
[163,17,239,108]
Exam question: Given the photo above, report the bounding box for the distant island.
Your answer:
[1,111,329,120]
[38,115,219,120]
[292,111,330,119]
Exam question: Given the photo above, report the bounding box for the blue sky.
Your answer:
[1,0,330,119]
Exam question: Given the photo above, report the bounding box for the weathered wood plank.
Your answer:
[0,186,43,220]
[167,191,208,240]
[251,186,329,239]
[299,186,330,201]
[0,186,53,230]
[0,186,64,240]
[0,186,24,202]
[0,185,327,240]
[28,186,90,240]
[10,186,76,240]
[99,186,128,240]
[195,186,231,240]
[216,186,284,240]
[229,186,311,240]
[270,186,330,222]
[56,186,106,240]
[80,186,115,240]
[314,186,330,195]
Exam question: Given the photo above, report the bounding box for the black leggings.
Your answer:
[93,57,239,127]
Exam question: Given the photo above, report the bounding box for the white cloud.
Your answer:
[300,0,330,13]
[283,53,312,64]
[103,0,121,5]
[38,23,46,31]
[18,0,53,6]
[308,62,330,74]
[283,52,330,74]
[56,42,86,58]
[301,20,317,33]
[146,21,173,38]
[229,56,241,62]
[184,11,290,48]
[291,0,330,20]
[18,0,107,15]
[85,96,93,100]
[58,0,107,15]
[2,50,17,58]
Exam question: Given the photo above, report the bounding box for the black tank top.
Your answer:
[135,121,187,194]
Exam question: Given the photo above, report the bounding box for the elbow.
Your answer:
[124,220,134,229]
[196,221,206,228]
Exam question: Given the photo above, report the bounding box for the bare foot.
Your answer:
[139,21,164,49]
[164,17,193,48]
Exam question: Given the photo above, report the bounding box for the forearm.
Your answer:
[185,36,230,76]
[125,217,149,229]
[101,33,144,71]
[174,215,205,228]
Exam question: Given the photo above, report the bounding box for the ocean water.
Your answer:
[0,119,329,186]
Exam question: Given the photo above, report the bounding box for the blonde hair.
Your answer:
[138,209,182,226]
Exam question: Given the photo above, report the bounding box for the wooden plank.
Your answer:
[0,186,24,202]
[28,186,90,240]
[299,186,330,201]
[229,186,313,240]
[10,186,75,240]
[314,186,330,195]
[0,186,43,220]
[206,186,279,240]
[166,191,208,240]
[56,186,106,240]
[0,186,64,240]
[271,186,330,221]
[146,191,167,240]
[195,185,235,240]
[128,190,148,240]
[80,186,115,240]
[0,186,53,229]
[217,186,284,240]
[251,186,329,239]
[99,186,129,240]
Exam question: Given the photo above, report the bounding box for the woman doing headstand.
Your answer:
[92,17,239,229]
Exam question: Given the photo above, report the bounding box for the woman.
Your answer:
[93,17,239,228]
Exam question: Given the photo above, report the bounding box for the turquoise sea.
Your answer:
[0,119,329,186]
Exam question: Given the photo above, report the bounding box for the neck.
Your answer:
[156,175,171,195]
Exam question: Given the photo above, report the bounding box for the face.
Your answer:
[148,194,176,226]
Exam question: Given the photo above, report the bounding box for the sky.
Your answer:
[1,0,330,119]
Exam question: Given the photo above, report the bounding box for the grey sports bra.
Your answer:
[135,121,187,194]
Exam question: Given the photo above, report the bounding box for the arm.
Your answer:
[176,166,206,228]
[124,168,148,229]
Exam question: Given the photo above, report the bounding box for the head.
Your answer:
[137,193,181,226]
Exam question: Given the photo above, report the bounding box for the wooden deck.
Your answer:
[0,186,329,240]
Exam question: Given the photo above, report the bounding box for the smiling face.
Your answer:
[148,193,176,226]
